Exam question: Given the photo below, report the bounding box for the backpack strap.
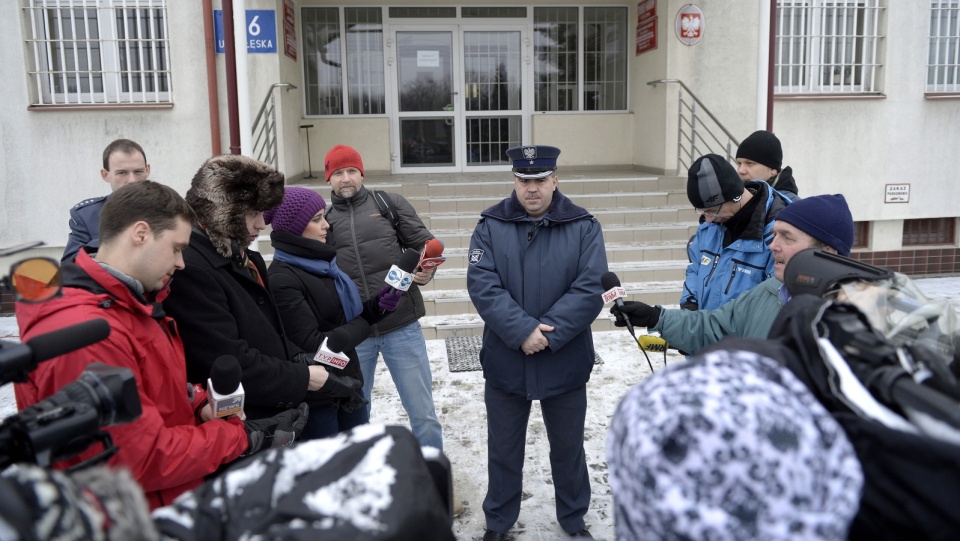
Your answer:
[373,190,400,232]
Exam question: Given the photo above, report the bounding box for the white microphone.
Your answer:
[384,249,421,292]
[208,355,245,418]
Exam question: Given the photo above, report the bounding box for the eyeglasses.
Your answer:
[694,206,723,218]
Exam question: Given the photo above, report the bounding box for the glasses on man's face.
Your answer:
[694,205,723,218]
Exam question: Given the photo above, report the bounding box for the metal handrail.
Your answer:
[647,79,741,173]
[252,82,297,169]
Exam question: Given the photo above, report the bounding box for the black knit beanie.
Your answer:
[736,130,783,171]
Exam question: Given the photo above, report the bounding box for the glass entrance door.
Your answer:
[391,26,526,172]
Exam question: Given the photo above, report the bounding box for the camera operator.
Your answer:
[14,181,307,509]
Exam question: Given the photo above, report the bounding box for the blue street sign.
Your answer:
[214,9,278,54]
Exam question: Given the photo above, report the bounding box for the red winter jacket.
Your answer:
[14,249,249,509]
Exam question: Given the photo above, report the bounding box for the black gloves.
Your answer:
[320,372,368,413]
[610,301,661,329]
[680,300,699,312]
[243,403,309,456]
[324,318,371,353]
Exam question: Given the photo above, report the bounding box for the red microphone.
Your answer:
[418,238,446,271]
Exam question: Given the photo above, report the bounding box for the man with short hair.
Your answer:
[681,153,792,311]
[615,194,853,355]
[16,181,307,510]
[63,139,152,261]
[468,145,607,540]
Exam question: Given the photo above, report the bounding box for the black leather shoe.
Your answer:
[482,530,509,541]
[570,529,593,538]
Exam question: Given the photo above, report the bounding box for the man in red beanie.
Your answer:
[321,145,464,515]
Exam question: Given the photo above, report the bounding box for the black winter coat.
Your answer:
[267,231,384,411]
[163,227,320,420]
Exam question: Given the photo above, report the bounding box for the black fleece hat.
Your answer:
[736,130,783,171]
[687,154,744,209]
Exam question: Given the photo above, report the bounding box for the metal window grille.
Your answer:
[584,7,627,110]
[23,0,171,106]
[852,221,870,248]
[303,7,342,115]
[534,7,578,111]
[775,0,885,94]
[928,1,960,92]
[345,7,384,115]
[903,218,956,246]
[465,117,521,164]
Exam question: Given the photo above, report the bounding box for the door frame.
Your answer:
[386,22,530,174]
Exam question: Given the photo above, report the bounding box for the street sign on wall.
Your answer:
[214,9,278,54]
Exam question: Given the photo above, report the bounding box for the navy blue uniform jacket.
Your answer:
[467,191,607,400]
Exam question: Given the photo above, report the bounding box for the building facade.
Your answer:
[1,0,958,274]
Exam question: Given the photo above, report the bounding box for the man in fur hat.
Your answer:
[164,155,366,426]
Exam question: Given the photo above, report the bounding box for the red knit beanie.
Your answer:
[324,144,364,182]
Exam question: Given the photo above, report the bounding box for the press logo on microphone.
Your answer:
[209,383,245,418]
[385,266,414,291]
[602,286,626,304]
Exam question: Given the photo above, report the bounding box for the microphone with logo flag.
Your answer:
[601,271,659,372]
[382,249,421,315]
[208,355,245,419]
[418,238,447,271]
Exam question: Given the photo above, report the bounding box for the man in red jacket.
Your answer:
[15,180,307,509]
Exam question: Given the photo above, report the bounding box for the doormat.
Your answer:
[444,335,602,373]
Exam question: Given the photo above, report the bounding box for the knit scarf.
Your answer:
[272,249,363,321]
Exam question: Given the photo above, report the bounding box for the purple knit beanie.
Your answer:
[264,186,326,235]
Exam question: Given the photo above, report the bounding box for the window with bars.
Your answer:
[775,0,884,94]
[22,0,171,106]
[903,218,956,246]
[928,1,960,92]
[534,6,628,112]
[852,221,870,249]
[303,7,384,116]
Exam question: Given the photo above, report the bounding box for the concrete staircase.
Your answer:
[269,171,694,340]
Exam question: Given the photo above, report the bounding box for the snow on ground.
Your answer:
[2,275,959,540]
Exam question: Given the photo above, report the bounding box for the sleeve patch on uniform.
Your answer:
[469,249,484,265]
[700,254,712,266]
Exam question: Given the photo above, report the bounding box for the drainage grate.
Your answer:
[444,335,602,372]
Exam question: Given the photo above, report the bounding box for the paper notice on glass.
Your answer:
[417,50,440,67]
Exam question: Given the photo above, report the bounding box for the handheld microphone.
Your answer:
[418,238,447,271]
[207,355,245,418]
[1,318,111,385]
[384,249,421,293]
[601,272,636,338]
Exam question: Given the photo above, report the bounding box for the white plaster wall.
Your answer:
[0,4,216,254]
[870,220,904,252]
[531,114,635,167]
[775,2,960,225]
[312,117,394,173]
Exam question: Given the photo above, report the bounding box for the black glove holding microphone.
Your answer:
[242,402,309,456]
[610,300,662,329]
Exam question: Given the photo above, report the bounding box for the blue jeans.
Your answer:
[301,401,370,441]
[355,320,444,450]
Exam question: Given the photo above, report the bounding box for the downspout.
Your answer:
[766,0,777,132]
[223,0,241,154]
[233,0,253,157]
[202,0,221,155]
[757,0,771,131]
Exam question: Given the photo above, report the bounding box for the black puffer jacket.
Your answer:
[325,186,433,335]
[267,231,384,410]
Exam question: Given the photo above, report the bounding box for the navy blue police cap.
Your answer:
[506,145,561,179]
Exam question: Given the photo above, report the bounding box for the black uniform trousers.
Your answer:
[482,381,590,535]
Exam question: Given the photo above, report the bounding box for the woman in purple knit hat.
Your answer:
[266,186,402,438]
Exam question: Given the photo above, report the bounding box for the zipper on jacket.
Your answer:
[527,220,542,242]
[703,250,720,286]
[724,259,765,295]
[347,200,371,296]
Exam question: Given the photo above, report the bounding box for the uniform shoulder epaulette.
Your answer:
[72,195,107,210]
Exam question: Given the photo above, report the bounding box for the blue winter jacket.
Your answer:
[681,181,791,311]
[467,191,608,400]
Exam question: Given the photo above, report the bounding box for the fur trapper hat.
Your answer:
[186,155,285,257]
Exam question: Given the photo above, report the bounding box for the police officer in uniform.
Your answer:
[62,139,151,261]
[467,145,607,540]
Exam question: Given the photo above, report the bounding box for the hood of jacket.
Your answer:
[481,190,592,224]
[186,155,285,258]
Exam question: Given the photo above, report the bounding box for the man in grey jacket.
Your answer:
[614,194,854,355]
[322,145,445,449]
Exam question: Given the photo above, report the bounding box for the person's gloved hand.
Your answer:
[242,402,309,456]
[680,300,698,312]
[610,301,661,328]
[377,285,403,312]
[320,372,365,402]
[339,391,369,413]
[293,352,315,365]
